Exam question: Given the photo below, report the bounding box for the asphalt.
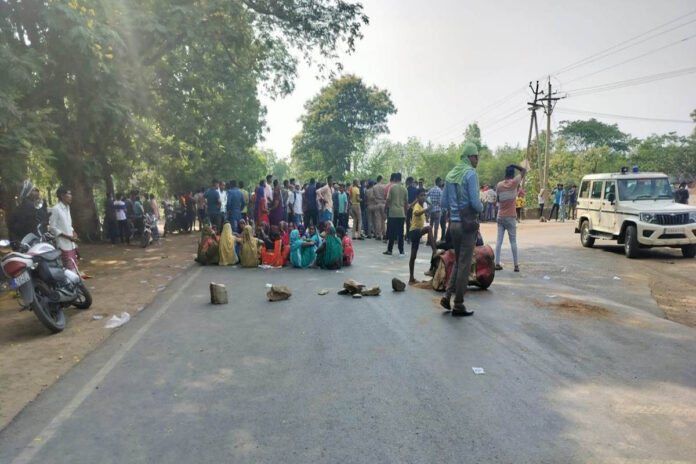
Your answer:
[1,234,694,463]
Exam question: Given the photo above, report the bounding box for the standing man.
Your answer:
[304,178,318,226]
[675,182,689,204]
[426,177,443,241]
[567,186,577,220]
[537,189,545,219]
[558,184,566,223]
[372,175,387,241]
[195,187,206,231]
[337,184,349,230]
[264,175,274,207]
[205,179,222,232]
[383,173,408,256]
[350,179,363,240]
[219,181,227,223]
[49,186,79,271]
[282,180,290,223]
[440,142,482,316]
[360,180,369,238]
[292,183,304,225]
[549,184,562,221]
[239,181,249,222]
[226,180,245,232]
[405,176,419,242]
[317,176,334,224]
[408,188,437,283]
[495,164,527,272]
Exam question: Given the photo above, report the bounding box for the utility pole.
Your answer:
[525,81,543,192]
[537,77,564,195]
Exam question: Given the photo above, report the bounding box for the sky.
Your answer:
[260,0,696,159]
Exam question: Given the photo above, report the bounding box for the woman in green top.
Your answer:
[316,224,343,270]
[289,229,317,268]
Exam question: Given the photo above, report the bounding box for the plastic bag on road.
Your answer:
[104,312,131,329]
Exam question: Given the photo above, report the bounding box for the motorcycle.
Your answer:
[162,202,187,236]
[140,212,160,248]
[0,227,92,333]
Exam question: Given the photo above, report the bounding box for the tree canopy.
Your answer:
[291,75,396,179]
[0,0,369,238]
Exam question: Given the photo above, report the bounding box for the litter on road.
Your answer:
[318,289,329,295]
[543,275,551,280]
[472,367,485,375]
[92,314,104,320]
[104,312,131,329]
[613,276,621,280]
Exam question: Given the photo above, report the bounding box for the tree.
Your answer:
[291,75,396,178]
[558,118,631,153]
[1,0,369,238]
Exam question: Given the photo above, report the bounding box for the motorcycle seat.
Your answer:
[35,249,62,261]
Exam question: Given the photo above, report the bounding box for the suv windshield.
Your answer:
[618,178,673,201]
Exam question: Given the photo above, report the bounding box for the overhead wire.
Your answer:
[553,9,696,75]
[563,33,696,85]
[565,66,696,97]
[555,108,693,124]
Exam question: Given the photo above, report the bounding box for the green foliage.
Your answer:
[291,75,396,178]
[558,118,632,153]
[1,0,369,237]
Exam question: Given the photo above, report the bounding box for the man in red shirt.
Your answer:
[495,164,526,272]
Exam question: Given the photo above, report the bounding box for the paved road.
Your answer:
[1,231,695,463]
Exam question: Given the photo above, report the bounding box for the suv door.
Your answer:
[600,180,617,233]
[589,180,604,230]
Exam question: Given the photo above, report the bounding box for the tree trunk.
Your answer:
[68,174,101,242]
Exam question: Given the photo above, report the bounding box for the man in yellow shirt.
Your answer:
[407,188,437,283]
[350,179,363,240]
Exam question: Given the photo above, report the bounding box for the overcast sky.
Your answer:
[260,0,696,158]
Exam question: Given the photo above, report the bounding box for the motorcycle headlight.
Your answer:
[640,213,658,224]
[689,212,696,224]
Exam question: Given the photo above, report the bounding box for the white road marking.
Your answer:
[11,267,203,464]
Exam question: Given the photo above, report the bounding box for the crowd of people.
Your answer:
[189,142,534,316]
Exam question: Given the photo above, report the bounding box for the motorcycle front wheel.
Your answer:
[73,282,93,309]
[140,230,151,248]
[31,282,65,333]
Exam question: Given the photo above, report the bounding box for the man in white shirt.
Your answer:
[49,186,79,271]
[219,181,227,221]
[292,184,304,225]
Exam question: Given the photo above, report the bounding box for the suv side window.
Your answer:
[603,181,616,200]
[590,181,603,199]
[579,181,590,198]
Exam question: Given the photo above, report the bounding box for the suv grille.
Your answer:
[656,213,689,225]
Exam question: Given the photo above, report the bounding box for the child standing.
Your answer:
[408,188,437,284]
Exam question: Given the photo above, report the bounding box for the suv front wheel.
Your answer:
[580,220,594,248]
[624,224,640,259]
[682,245,696,258]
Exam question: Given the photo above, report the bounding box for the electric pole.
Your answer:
[537,77,564,195]
[525,81,543,192]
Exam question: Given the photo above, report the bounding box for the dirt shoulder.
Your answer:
[0,232,198,430]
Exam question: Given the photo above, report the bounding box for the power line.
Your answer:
[565,66,696,97]
[556,108,694,124]
[564,33,696,85]
[553,9,696,75]
[556,17,696,77]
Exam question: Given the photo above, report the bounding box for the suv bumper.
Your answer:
[637,222,696,246]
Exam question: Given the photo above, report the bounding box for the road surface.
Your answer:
[1,223,694,463]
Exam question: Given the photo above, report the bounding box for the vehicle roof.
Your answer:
[580,172,668,181]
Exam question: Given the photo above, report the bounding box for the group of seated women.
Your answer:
[195,220,354,270]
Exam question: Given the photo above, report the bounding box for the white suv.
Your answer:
[575,171,696,258]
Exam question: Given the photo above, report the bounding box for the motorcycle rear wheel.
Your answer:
[31,282,65,333]
[73,282,93,309]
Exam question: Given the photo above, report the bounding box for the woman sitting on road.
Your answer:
[218,222,239,266]
[261,225,287,267]
[336,226,354,266]
[195,223,219,265]
[240,224,260,268]
[316,224,343,270]
[289,229,317,268]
